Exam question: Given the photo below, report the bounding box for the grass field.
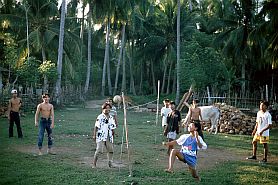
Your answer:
[0,108,277,185]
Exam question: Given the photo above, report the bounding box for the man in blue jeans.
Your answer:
[35,93,55,155]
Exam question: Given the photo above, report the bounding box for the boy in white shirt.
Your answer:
[161,99,171,129]
[247,101,272,163]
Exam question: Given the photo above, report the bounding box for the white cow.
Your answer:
[183,106,220,134]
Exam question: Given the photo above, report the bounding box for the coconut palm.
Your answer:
[84,0,92,94]
[176,0,181,103]
[55,0,66,104]
[94,0,116,96]
[205,0,256,96]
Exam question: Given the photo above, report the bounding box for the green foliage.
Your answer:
[38,60,57,82]
[2,33,17,67]
[17,57,40,84]
[180,32,230,93]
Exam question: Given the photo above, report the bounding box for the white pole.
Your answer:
[122,92,132,177]
[120,123,125,162]
[24,4,30,62]
[155,80,160,144]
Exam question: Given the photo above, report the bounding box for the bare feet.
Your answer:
[164,169,174,173]
[47,148,56,155]
[194,176,201,182]
[108,161,112,168]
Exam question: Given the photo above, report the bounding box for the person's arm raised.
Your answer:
[35,104,41,127]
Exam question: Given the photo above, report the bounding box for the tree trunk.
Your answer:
[24,3,30,61]
[241,60,246,97]
[172,68,177,94]
[166,59,173,94]
[175,0,181,104]
[41,46,48,93]
[161,56,167,94]
[79,2,85,39]
[0,71,3,95]
[139,59,143,95]
[107,45,112,95]
[101,18,111,96]
[129,39,136,95]
[113,24,125,95]
[121,45,126,93]
[55,0,66,104]
[84,4,92,94]
[151,61,157,95]
[80,1,85,96]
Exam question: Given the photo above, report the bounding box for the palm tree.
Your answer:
[94,0,116,96]
[55,0,66,104]
[176,0,181,103]
[205,0,256,97]
[113,23,126,95]
[84,1,92,94]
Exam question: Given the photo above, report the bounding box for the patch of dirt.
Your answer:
[13,145,127,169]
[81,157,126,169]
[12,144,278,171]
[14,145,81,156]
[153,146,278,172]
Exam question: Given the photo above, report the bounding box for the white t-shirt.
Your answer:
[161,107,171,127]
[109,106,117,117]
[95,113,116,143]
[256,110,272,136]
[175,134,207,167]
[176,134,207,153]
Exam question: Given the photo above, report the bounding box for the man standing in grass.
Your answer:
[8,89,23,138]
[92,102,117,168]
[164,101,181,155]
[35,93,55,155]
[247,100,272,163]
[184,99,204,140]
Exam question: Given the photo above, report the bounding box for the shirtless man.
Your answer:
[35,93,55,155]
[185,99,204,140]
[8,89,23,138]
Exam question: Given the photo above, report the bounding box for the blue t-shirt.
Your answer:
[176,134,207,167]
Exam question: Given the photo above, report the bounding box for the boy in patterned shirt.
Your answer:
[247,100,272,163]
[92,103,117,168]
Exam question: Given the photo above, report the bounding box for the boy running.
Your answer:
[247,100,272,163]
[35,93,55,155]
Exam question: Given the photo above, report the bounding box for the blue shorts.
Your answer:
[182,153,197,168]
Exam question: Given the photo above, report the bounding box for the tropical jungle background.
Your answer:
[0,0,277,106]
